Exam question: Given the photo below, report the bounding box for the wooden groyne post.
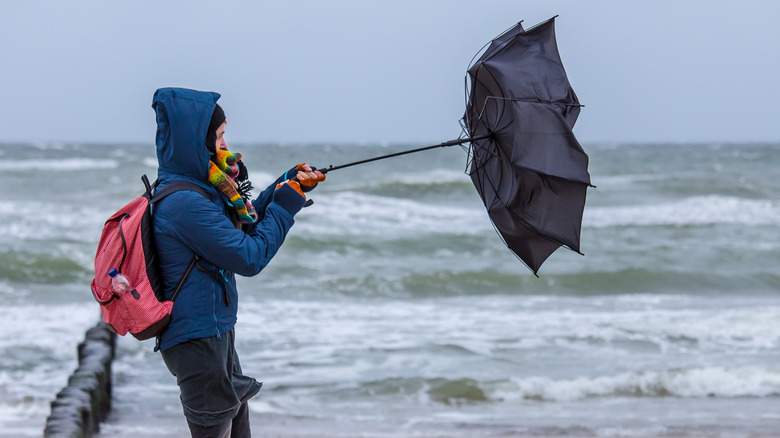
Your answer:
[43,322,116,438]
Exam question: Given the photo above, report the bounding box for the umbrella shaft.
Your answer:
[319,135,490,174]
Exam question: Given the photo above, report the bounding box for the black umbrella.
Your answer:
[313,16,591,275]
[463,16,592,274]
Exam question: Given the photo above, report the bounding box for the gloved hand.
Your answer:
[272,180,306,216]
[289,163,326,192]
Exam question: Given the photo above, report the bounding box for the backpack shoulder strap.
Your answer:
[141,176,212,303]
[170,254,200,302]
[150,179,213,204]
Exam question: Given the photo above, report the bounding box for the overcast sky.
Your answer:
[1,1,778,145]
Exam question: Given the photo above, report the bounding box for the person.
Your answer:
[150,87,324,437]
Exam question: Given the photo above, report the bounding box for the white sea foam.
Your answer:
[0,304,98,436]
[585,195,780,228]
[498,366,780,401]
[13,142,67,150]
[367,169,470,187]
[245,170,276,187]
[0,200,106,245]
[96,423,186,437]
[295,191,489,237]
[101,293,780,434]
[234,295,780,394]
[589,173,667,186]
[548,304,780,353]
[142,157,158,168]
[596,425,670,437]
[0,158,119,171]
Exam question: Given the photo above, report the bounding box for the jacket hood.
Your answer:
[152,88,221,183]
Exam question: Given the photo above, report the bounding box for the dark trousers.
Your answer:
[186,401,250,438]
[161,330,261,438]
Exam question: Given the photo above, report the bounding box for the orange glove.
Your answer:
[276,180,305,197]
[273,180,306,215]
[294,163,326,191]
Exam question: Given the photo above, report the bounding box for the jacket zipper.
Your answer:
[213,283,221,339]
[219,269,231,306]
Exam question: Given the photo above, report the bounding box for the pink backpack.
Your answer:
[91,176,209,340]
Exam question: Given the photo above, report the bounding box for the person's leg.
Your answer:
[187,418,232,438]
[161,337,243,432]
[229,402,251,438]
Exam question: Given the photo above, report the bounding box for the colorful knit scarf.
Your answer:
[208,149,258,224]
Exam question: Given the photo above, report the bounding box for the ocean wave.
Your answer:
[6,141,67,150]
[499,367,780,401]
[324,367,780,405]
[0,249,91,284]
[551,304,780,353]
[592,173,668,186]
[0,200,105,242]
[351,169,474,192]
[241,295,780,363]
[337,377,489,404]
[0,304,97,436]
[374,169,469,186]
[271,264,780,298]
[585,195,780,228]
[295,191,489,237]
[0,158,119,171]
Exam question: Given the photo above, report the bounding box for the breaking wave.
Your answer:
[499,367,780,401]
[586,195,780,228]
[0,158,119,171]
[319,367,780,405]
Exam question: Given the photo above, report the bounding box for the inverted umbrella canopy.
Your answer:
[463,16,592,274]
[316,16,591,275]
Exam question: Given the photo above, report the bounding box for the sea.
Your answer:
[0,141,779,437]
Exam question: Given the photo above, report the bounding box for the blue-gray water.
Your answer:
[1,142,779,437]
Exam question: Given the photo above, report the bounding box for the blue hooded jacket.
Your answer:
[151,88,294,351]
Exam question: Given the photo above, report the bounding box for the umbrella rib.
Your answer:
[475,96,513,133]
[471,105,593,186]
[487,96,583,107]
[465,137,502,174]
[480,163,579,274]
[523,15,558,33]
[471,145,586,252]
[479,154,582,253]
[504,207,584,256]
[478,157,583,273]
[465,19,526,72]
[466,39,494,72]
[480,17,557,63]
[478,66,510,129]
[481,20,525,61]
[485,216,540,277]
[465,135,592,186]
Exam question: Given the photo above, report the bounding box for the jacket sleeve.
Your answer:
[156,190,295,277]
[251,172,287,218]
